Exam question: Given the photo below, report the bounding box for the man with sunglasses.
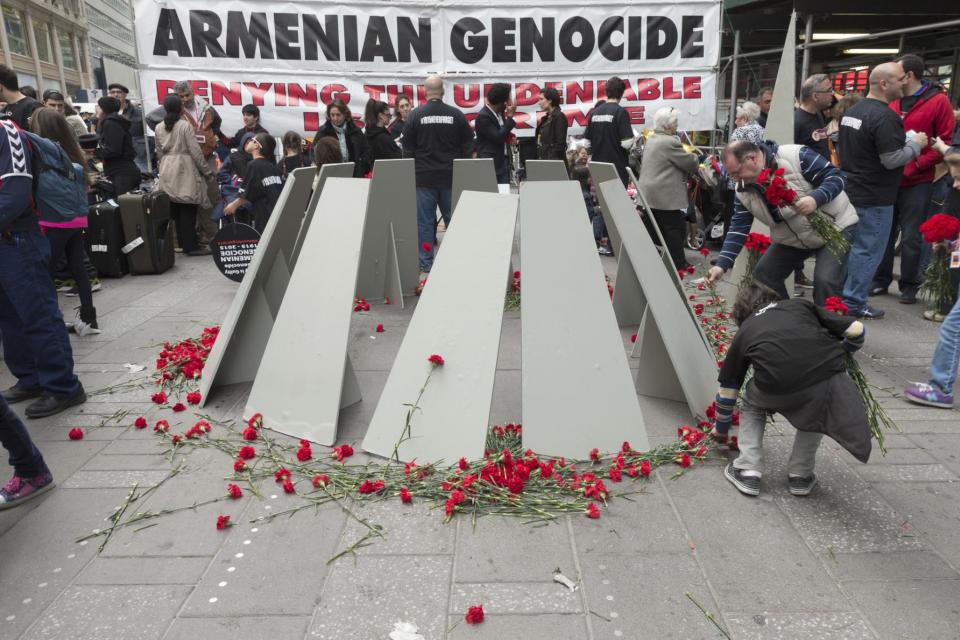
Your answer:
[839,61,928,319]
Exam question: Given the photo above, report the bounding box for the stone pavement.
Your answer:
[1,251,958,640]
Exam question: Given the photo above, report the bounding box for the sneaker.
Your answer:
[25,388,87,419]
[724,463,761,496]
[65,280,102,297]
[904,383,955,409]
[868,285,888,297]
[1,384,43,404]
[851,305,885,319]
[598,245,614,256]
[0,472,55,510]
[794,274,814,289]
[898,288,917,305]
[72,319,102,337]
[923,309,946,323]
[788,474,818,496]
[55,279,76,292]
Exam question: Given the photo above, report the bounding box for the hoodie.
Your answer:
[96,113,139,177]
[889,83,957,187]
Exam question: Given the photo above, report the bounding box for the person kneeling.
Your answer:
[714,283,872,497]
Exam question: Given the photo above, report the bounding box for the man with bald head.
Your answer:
[838,61,928,318]
[402,75,474,272]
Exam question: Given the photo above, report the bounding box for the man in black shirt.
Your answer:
[473,83,516,184]
[0,66,40,129]
[713,284,870,497]
[794,74,833,160]
[402,75,474,272]
[229,104,269,150]
[584,77,635,186]
[839,61,927,319]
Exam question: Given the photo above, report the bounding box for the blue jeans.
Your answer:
[930,289,960,395]
[416,186,452,272]
[0,230,82,396]
[919,175,953,275]
[843,205,894,313]
[873,182,933,292]
[753,225,857,306]
[0,393,47,477]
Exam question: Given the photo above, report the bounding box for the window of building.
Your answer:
[3,7,31,57]
[59,32,76,69]
[33,20,52,63]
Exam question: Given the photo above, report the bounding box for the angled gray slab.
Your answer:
[525,160,569,181]
[290,162,355,267]
[199,167,316,403]
[611,250,647,327]
[633,308,686,403]
[520,181,648,459]
[245,178,370,445]
[588,162,623,255]
[599,180,716,416]
[452,158,497,211]
[363,191,518,462]
[357,159,418,304]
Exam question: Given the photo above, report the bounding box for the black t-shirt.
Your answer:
[794,108,830,159]
[838,97,908,207]
[241,158,284,229]
[584,101,632,173]
[718,298,854,393]
[401,99,474,188]
[1,96,41,129]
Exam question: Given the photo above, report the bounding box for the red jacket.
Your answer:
[890,84,956,187]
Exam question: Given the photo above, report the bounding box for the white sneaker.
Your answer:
[72,320,102,337]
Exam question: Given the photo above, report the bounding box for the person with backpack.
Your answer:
[95,97,140,196]
[224,133,284,232]
[29,107,100,335]
[0,116,87,419]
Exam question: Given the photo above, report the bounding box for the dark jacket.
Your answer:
[401,99,474,188]
[388,118,406,140]
[889,83,957,187]
[473,106,516,176]
[120,101,144,138]
[229,123,268,150]
[536,107,568,161]
[96,113,139,177]
[365,126,401,167]
[317,120,370,177]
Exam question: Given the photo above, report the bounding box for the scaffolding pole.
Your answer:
[728,30,740,137]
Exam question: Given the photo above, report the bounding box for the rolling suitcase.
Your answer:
[84,199,128,277]
[118,191,175,275]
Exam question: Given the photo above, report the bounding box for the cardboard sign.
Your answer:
[211,222,261,282]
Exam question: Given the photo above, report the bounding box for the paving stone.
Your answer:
[843,579,960,639]
[489,369,522,427]
[869,482,960,569]
[571,484,690,555]
[823,551,959,582]
[855,463,958,483]
[724,612,874,639]
[446,613,588,639]
[456,516,574,582]
[854,445,937,464]
[337,500,455,555]
[98,438,171,455]
[20,584,191,640]
[164,616,312,640]
[62,469,173,489]
[76,556,210,584]
[450,582,582,615]
[307,555,451,639]
[580,553,723,640]
[0,488,128,639]
[79,453,179,471]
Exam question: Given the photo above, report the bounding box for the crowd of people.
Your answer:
[1,51,960,507]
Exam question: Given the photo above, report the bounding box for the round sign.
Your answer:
[211,222,261,282]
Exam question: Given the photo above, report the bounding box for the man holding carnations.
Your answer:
[707,139,858,305]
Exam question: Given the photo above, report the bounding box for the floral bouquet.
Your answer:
[822,297,896,454]
[739,232,771,288]
[919,213,960,313]
[757,167,849,258]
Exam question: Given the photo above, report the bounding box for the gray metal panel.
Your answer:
[198,167,315,405]
[362,191,519,462]
[356,159,417,304]
[452,158,497,211]
[290,162,355,266]
[587,162,623,255]
[599,180,717,416]
[520,181,648,459]
[525,160,569,181]
[611,250,647,328]
[245,178,370,445]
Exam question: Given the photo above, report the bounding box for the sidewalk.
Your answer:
[1,254,958,640]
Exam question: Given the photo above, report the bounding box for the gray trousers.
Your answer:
[732,386,824,477]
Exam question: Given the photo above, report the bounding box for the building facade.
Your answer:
[0,0,94,97]
[85,0,138,96]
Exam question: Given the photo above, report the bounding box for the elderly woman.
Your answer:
[731,101,765,145]
[637,106,701,269]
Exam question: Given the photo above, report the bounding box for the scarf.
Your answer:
[332,122,349,161]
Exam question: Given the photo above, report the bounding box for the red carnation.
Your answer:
[920,213,960,243]
[216,514,232,530]
[428,354,445,366]
[171,434,182,445]
[376,324,384,333]
[233,459,248,473]
[242,427,258,441]
[586,503,601,519]
[608,466,622,482]
[589,448,600,462]
[238,446,256,460]
[400,487,412,503]
[459,457,469,471]
[677,453,692,468]
[274,467,291,482]
[296,445,313,462]
[186,392,201,405]
[332,444,354,461]
[823,296,849,316]
[134,416,147,429]
[282,479,295,494]
[422,242,433,252]
[151,391,167,405]
[464,604,485,624]
[227,484,243,499]
[640,460,652,477]
[68,428,83,440]
[312,474,330,488]
[153,419,170,433]
[630,333,637,343]
[699,247,710,256]
[358,479,385,494]
[172,403,186,413]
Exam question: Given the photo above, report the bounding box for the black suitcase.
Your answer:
[118,191,175,275]
[84,200,128,277]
